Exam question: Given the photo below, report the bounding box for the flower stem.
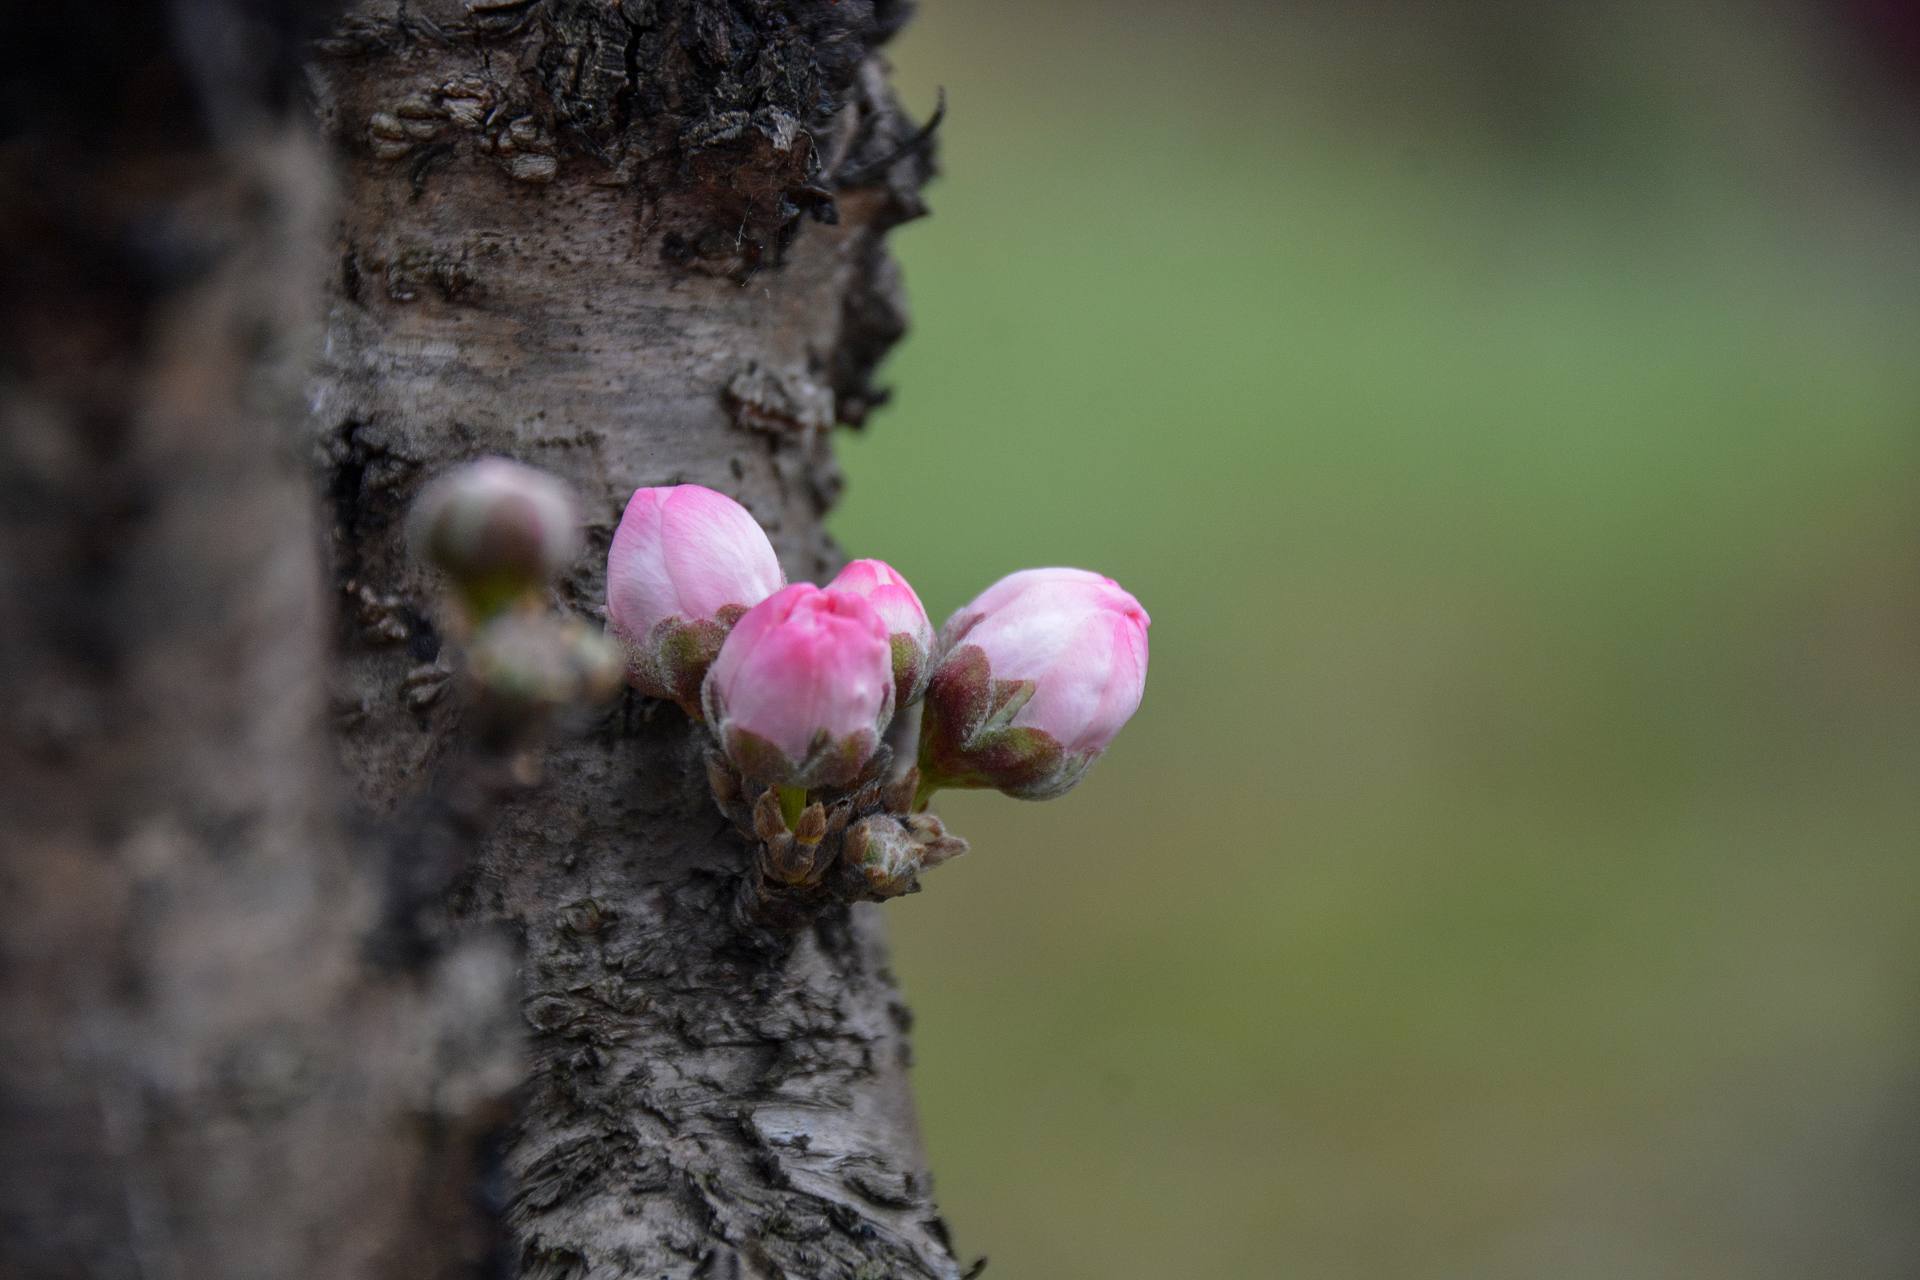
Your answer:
[777,785,808,828]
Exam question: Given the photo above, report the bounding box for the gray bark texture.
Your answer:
[2,1,962,1277]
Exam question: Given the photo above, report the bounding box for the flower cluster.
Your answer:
[406,465,1149,931]
[606,484,1151,817]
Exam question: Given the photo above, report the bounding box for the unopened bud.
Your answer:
[904,813,968,869]
[842,815,921,899]
[605,484,785,717]
[409,458,581,618]
[702,584,895,790]
[792,802,828,847]
[826,559,936,708]
[752,789,789,843]
[918,568,1149,801]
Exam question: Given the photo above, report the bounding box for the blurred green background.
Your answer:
[829,2,1920,1276]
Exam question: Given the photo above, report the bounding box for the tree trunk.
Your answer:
[2,1,960,1277]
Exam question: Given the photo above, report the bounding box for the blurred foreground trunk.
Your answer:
[0,2,959,1276]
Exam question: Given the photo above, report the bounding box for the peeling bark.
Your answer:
[3,0,954,1276]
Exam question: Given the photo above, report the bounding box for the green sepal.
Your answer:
[917,644,1084,800]
[890,632,929,707]
[720,724,881,791]
[455,572,542,624]
[630,605,748,720]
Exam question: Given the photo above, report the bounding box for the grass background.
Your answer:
[828,3,1920,1275]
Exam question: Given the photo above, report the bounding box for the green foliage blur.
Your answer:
[830,2,1920,1275]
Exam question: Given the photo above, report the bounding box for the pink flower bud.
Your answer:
[606,484,785,716]
[919,567,1150,800]
[409,458,580,616]
[703,583,896,789]
[826,558,936,707]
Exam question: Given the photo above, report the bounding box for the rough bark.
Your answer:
[3,0,954,1277]
[309,0,956,1270]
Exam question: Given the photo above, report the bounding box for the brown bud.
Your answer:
[761,833,804,884]
[842,816,920,899]
[842,820,872,865]
[919,833,969,870]
[765,831,835,886]
[793,802,828,847]
[900,810,968,870]
[752,789,788,842]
